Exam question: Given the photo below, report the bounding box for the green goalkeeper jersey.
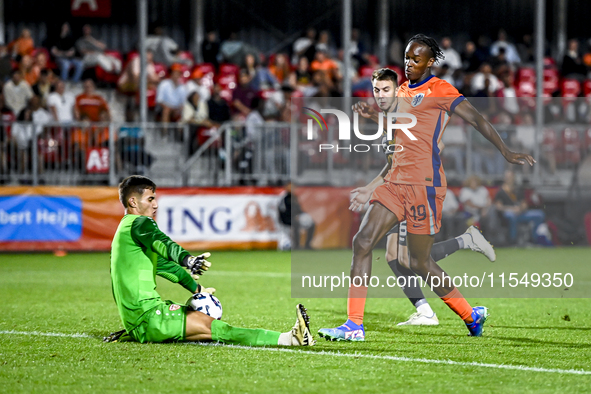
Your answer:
[110,214,194,332]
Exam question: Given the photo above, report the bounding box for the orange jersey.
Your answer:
[75,93,109,122]
[385,75,464,187]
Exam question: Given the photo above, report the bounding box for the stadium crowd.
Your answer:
[2,25,590,246]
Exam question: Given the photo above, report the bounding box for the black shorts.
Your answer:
[386,221,407,247]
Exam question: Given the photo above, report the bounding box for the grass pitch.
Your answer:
[1,249,591,393]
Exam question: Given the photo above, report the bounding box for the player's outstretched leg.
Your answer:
[430,226,495,262]
[318,203,398,341]
[189,304,315,346]
[407,233,489,337]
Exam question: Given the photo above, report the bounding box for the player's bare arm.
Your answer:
[453,100,536,166]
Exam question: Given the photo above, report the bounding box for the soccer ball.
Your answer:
[187,293,223,320]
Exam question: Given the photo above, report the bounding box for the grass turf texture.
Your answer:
[1,248,591,393]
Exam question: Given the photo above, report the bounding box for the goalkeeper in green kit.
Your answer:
[107,175,314,346]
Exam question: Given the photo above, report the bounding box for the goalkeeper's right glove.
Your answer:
[183,252,212,279]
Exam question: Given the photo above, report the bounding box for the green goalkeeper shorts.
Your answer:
[130,301,187,343]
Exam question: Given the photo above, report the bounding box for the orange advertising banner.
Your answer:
[0,186,355,252]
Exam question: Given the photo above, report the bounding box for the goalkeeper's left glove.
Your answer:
[183,252,212,279]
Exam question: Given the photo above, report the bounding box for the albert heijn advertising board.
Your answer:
[0,187,285,252]
[0,186,353,252]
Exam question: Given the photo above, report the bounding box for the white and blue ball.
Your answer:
[187,293,223,320]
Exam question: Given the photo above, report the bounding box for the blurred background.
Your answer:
[1,0,590,252]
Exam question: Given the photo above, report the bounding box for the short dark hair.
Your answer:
[118,175,156,208]
[371,68,399,85]
[407,34,445,64]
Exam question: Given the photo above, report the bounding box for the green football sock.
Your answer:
[211,320,281,346]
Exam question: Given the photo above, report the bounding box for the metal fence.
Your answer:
[0,122,189,187]
[2,107,591,189]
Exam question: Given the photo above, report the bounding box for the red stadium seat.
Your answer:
[178,51,195,65]
[516,80,536,109]
[153,63,167,79]
[358,65,374,78]
[192,63,216,89]
[516,67,535,84]
[561,128,581,165]
[219,63,240,77]
[561,78,581,101]
[583,80,591,98]
[543,57,556,67]
[543,68,559,95]
[95,50,124,85]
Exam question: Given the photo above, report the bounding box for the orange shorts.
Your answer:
[370,182,446,235]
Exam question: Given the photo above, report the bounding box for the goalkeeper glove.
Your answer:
[183,252,212,279]
[196,285,216,294]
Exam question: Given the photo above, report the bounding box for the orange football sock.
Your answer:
[441,287,473,321]
[347,285,368,325]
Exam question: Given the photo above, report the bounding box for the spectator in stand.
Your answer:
[3,69,33,117]
[232,69,257,118]
[310,50,339,83]
[490,47,510,75]
[183,91,212,127]
[12,95,51,172]
[440,37,462,72]
[75,79,110,122]
[7,28,34,57]
[207,83,231,125]
[145,26,191,67]
[32,69,54,107]
[75,24,122,74]
[201,31,220,68]
[496,73,519,116]
[494,170,546,245]
[348,28,367,67]
[290,56,313,91]
[471,63,501,96]
[185,68,211,102]
[459,175,493,230]
[117,105,153,175]
[562,39,588,81]
[461,41,482,73]
[155,64,187,123]
[315,30,337,59]
[0,93,15,178]
[471,116,505,176]
[117,50,160,94]
[434,63,455,86]
[0,44,12,82]
[490,29,521,66]
[220,32,257,66]
[51,22,84,83]
[183,91,214,154]
[47,79,75,123]
[244,53,278,91]
[517,34,534,65]
[18,54,40,86]
[292,27,317,65]
[269,53,291,85]
[438,188,464,242]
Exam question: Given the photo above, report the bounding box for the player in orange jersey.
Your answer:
[318,35,534,341]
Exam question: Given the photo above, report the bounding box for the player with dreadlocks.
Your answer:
[319,34,534,341]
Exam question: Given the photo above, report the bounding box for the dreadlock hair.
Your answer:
[407,34,445,64]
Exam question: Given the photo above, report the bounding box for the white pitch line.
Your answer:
[2,330,590,376]
[0,330,93,338]
[187,343,591,376]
